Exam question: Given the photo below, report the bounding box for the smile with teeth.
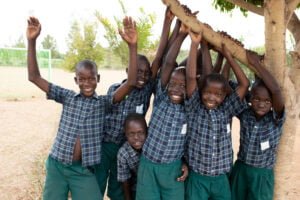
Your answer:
[171,95,181,100]
[137,80,145,85]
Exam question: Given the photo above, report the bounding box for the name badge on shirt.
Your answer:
[227,124,231,134]
[260,141,270,151]
[136,104,144,114]
[181,124,187,135]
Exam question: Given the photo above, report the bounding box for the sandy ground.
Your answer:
[0,67,299,199]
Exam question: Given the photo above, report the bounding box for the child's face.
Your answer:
[74,67,99,97]
[125,120,147,150]
[201,81,226,110]
[135,60,151,89]
[167,70,186,104]
[250,86,272,118]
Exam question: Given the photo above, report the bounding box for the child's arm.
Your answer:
[221,61,231,81]
[212,51,224,73]
[165,18,181,54]
[201,39,213,77]
[122,181,133,200]
[186,31,201,98]
[27,17,49,93]
[222,44,250,99]
[151,7,174,79]
[113,16,137,103]
[160,23,188,88]
[246,50,284,115]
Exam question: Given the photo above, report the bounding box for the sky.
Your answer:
[0,0,267,52]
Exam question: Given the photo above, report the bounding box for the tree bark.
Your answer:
[162,0,300,199]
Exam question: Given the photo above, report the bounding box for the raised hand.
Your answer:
[165,6,175,22]
[119,16,137,46]
[189,30,201,44]
[27,17,41,41]
[246,50,263,68]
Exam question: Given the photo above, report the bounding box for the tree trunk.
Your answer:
[162,0,300,199]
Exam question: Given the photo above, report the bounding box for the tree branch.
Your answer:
[162,0,257,73]
[286,0,300,23]
[224,0,264,16]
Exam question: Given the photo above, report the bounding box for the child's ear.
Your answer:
[74,77,78,84]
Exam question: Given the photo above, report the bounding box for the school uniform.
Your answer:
[230,108,285,200]
[117,142,141,199]
[136,80,187,200]
[96,79,155,200]
[43,83,112,200]
[185,90,247,200]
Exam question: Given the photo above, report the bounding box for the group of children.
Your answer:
[26,6,285,200]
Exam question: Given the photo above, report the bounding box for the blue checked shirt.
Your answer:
[237,108,285,169]
[186,90,247,176]
[117,141,141,191]
[104,79,155,144]
[47,83,112,167]
[142,80,187,163]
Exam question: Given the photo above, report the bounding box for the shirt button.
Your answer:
[213,136,216,140]
[212,153,215,157]
[254,126,258,128]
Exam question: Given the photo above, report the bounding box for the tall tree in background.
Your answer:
[41,35,61,59]
[95,0,158,67]
[63,21,104,71]
[13,35,26,48]
[162,0,300,199]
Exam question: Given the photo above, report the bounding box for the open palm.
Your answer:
[27,17,41,40]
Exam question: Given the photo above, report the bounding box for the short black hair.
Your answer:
[124,113,147,134]
[137,54,150,69]
[75,59,98,73]
[201,73,229,92]
[250,78,271,96]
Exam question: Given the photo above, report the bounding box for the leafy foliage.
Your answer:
[63,21,104,71]
[213,0,263,15]
[95,0,157,67]
[41,35,62,59]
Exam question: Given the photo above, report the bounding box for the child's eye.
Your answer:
[265,100,271,104]
[253,98,259,102]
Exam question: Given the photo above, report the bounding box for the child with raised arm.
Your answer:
[96,9,175,200]
[230,51,285,200]
[135,21,190,200]
[117,113,148,200]
[185,31,249,200]
[27,17,136,200]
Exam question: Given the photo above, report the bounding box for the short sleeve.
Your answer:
[117,150,131,182]
[47,83,75,104]
[185,90,200,113]
[223,91,247,117]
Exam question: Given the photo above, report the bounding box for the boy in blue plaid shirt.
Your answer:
[230,51,285,200]
[117,113,148,200]
[185,31,249,200]
[96,9,175,200]
[135,16,191,200]
[27,17,137,200]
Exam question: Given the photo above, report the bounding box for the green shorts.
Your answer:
[95,142,124,200]
[185,170,231,200]
[230,160,274,200]
[136,156,184,200]
[43,156,102,200]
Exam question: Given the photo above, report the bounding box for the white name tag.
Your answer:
[181,124,187,135]
[136,104,144,114]
[227,124,231,134]
[260,141,270,151]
